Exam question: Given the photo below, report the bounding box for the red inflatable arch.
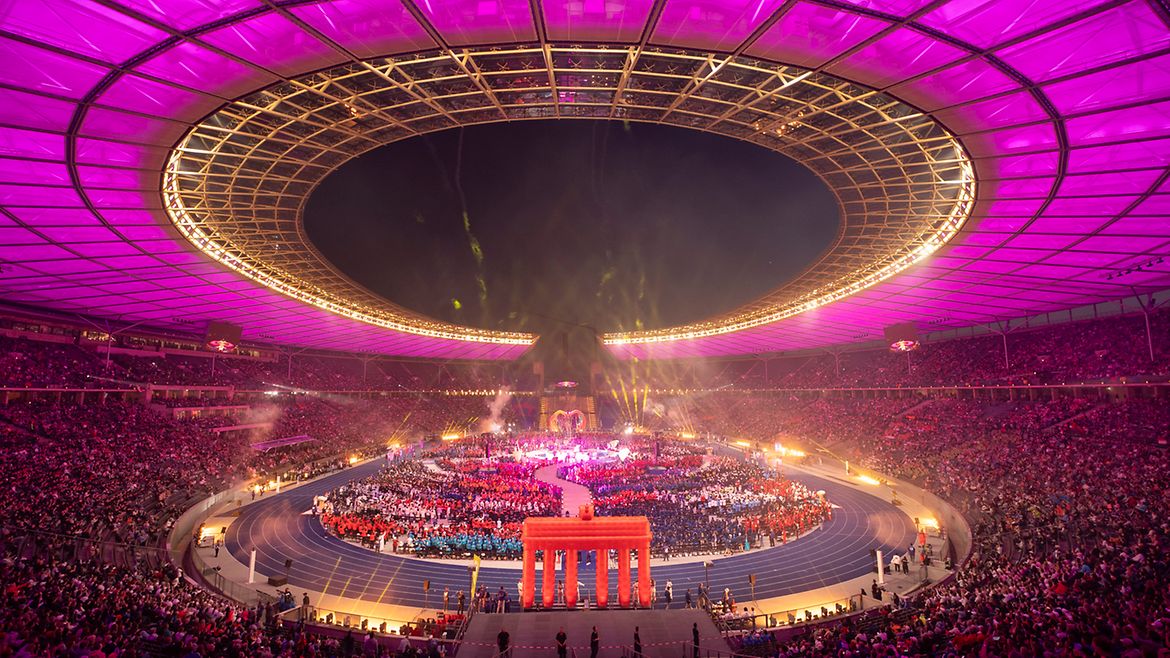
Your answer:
[521,506,652,609]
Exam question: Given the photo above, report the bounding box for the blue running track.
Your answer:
[225,460,916,607]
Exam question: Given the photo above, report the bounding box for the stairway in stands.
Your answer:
[459,608,728,658]
[1042,403,1107,433]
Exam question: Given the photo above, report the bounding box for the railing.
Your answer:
[282,604,459,639]
[189,539,275,606]
[276,605,466,654]
[619,642,759,657]
[711,593,863,634]
[796,448,975,570]
[0,512,277,610]
[918,488,973,566]
[650,540,762,559]
[167,481,246,566]
[447,589,478,655]
[0,526,169,571]
[167,451,389,607]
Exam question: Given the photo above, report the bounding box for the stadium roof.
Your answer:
[0,0,1167,360]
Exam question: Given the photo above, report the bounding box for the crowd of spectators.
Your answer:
[0,331,510,392]
[664,396,907,448]
[805,308,1170,387]
[1,318,1168,655]
[151,395,242,408]
[4,307,1168,394]
[0,393,492,549]
[1054,398,1170,444]
[0,555,398,657]
[0,335,111,389]
[0,401,247,548]
[608,307,1170,392]
[0,390,521,655]
[714,396,1170,656]
[112,351,510,392]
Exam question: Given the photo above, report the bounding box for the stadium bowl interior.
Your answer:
[1,1,1169,656]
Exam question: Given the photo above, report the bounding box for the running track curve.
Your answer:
[225,459,917,608]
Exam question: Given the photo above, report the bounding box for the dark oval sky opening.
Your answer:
[304,120,840,335]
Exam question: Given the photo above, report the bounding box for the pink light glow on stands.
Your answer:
[0,1,1164,360]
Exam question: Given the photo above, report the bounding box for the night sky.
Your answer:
[304,120,839,335]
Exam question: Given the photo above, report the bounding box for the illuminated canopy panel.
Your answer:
[0,0,1167,359]
[164,49,973,348]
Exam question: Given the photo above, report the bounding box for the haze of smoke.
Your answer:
[644,395,666,419]
[243,403,285,444]
[480,386,513,433]
[664,399,688,426]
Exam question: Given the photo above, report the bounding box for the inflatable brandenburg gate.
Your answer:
[521,505,652,609]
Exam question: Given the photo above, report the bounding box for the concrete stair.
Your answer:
[459,608,728,658]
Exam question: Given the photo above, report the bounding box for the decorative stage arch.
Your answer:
[548,409,586,433]
[521,506,651,609]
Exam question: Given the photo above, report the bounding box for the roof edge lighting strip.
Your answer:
[161,46,975,348]
[162,155,535,346]
[604,150,976,345]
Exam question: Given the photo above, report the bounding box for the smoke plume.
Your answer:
[480,387,513,433]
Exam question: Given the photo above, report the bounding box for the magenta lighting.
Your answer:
[0,0,1166,360]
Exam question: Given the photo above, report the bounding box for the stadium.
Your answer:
[0,0,1168,656]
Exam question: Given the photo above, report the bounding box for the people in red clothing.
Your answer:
[562,455,831,556]
[321,457,561,558]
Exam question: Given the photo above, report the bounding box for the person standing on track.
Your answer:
[590,626,599,658]
[497,628,510,657]
[693,622,700,658]
[555,627,568,658]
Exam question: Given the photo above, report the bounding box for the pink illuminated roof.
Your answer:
[0,0,1167,360]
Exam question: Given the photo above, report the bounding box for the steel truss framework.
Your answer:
[165,47,974,346]
[0,0,1166,359]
